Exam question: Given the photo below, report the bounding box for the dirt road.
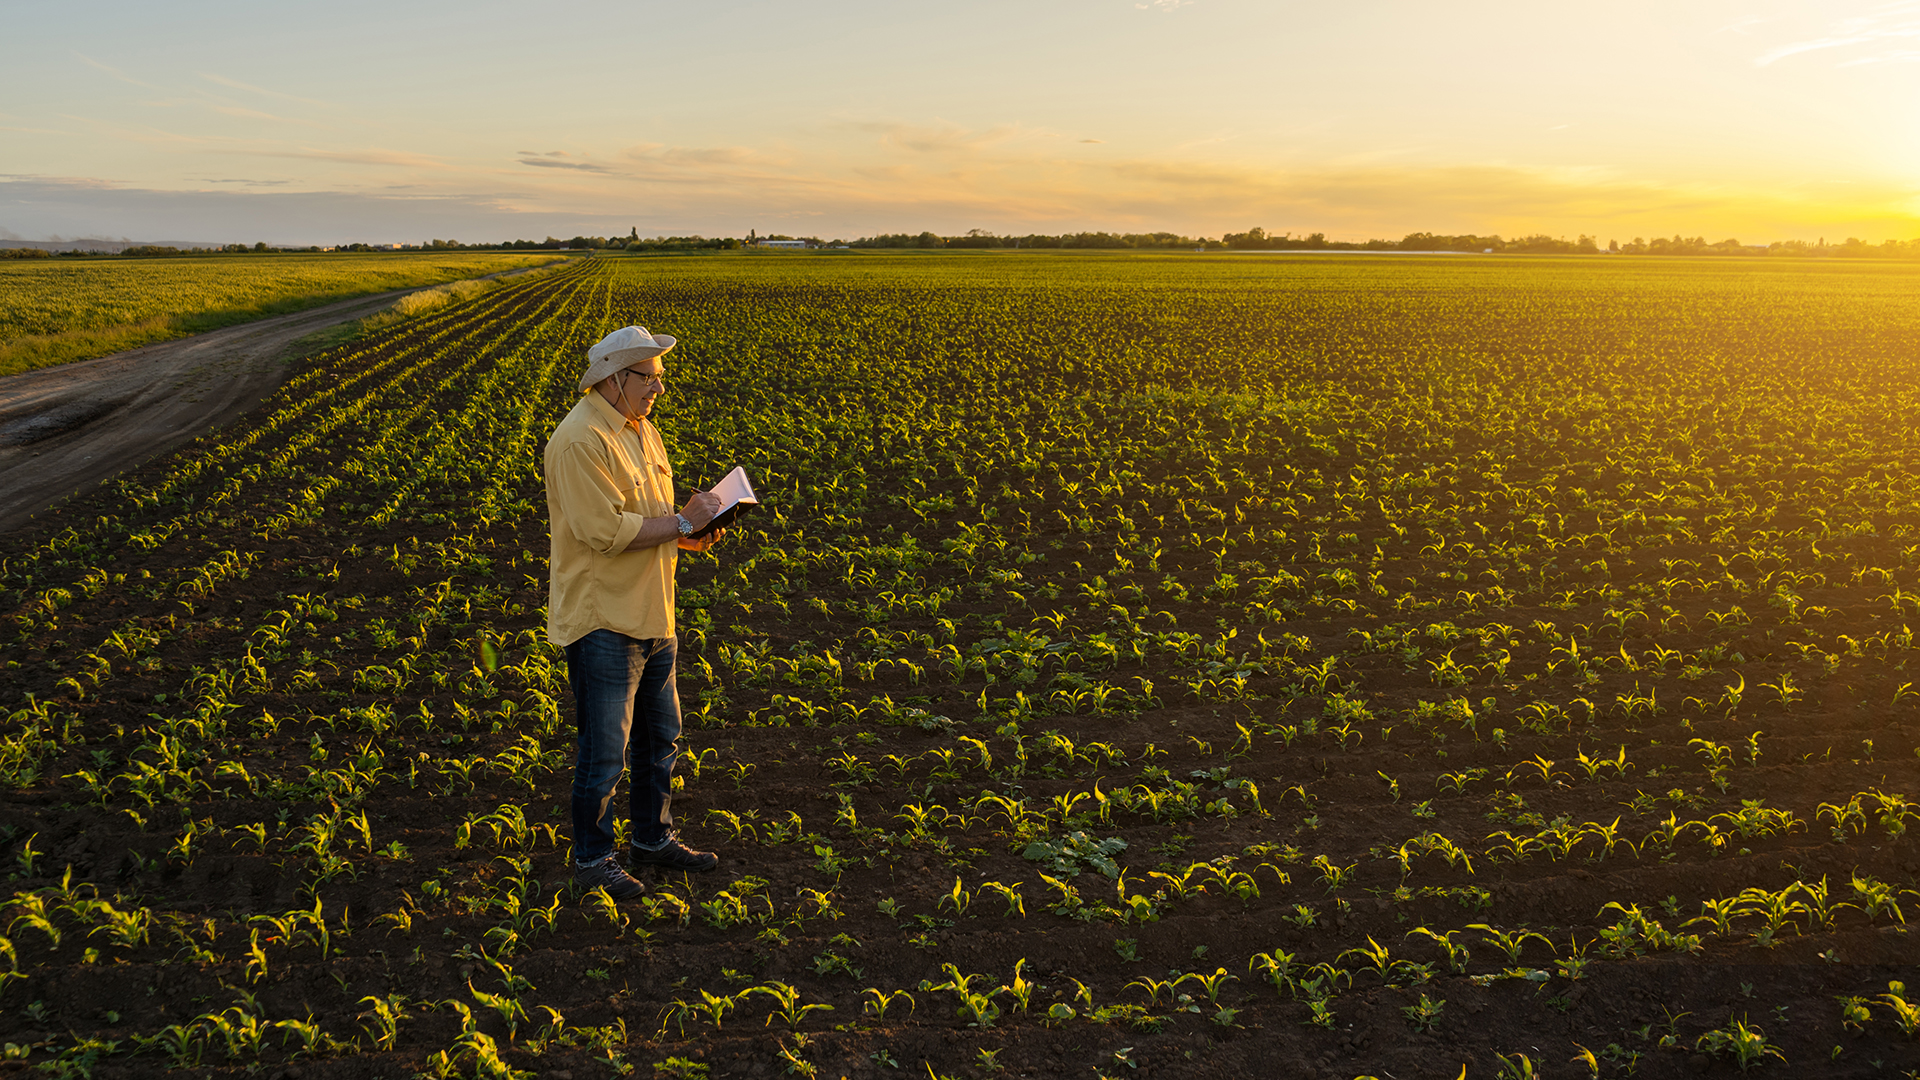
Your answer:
[0,285,436,535]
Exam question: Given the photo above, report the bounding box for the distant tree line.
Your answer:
[2,242,327,258]
[842,228,1920,258]
[10,229,1920,260]
[850,229,1207,249]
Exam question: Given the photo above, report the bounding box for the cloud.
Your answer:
[1714,13,1779,36]
[0,174,633,246]
[196,72,334,108]
[211,105,288,122]
[222,146,452,169]
[73,51,153,88]
[517,158,613,172]
[1755,2,1920,65]
[1079,138,1104,144]
[1839,47,1920,64]
[845,120,1030,155]
[0,172,118,188]
[7,124,1919,247]
[515,151,613,173]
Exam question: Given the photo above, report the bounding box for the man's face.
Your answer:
[616,362,664,418]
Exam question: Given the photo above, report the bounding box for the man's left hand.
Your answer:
[678,528,725,553]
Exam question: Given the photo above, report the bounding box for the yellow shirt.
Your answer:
[544,390,677,646]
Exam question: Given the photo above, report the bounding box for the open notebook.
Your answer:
[692,466,758,539]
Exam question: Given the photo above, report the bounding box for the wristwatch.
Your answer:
[675,514,695,537]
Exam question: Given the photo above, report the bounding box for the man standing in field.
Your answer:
[545,325,725,899]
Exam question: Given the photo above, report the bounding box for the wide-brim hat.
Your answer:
[578,325,677,391]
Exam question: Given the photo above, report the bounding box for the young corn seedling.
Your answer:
[1689,739,1735,792]
[750,982,834,1031]
[861,988,914,1021]
[1402,992,1446,1033]
[1407,927,1471,974]
[937,877,975,918]
[1837,995,1873,1033]
[1126,975,1177,1007]
[1694,1014,1785,1070]
[1468,924,1551,964]
[979,881,1026,917]
[357,994,409,1051]
[1248,949,1299,997]
[1881,981,1920,1037]
[1002,959,1037,1014]
[1312,855,1357,893]
[920,964,1003,1028]
[1850,874,1906,924]
[1178,967,1238,1003]
[666,988,739,1034]
[1495,1052,1539,1079]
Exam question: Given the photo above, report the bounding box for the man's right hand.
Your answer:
[680,490,723,530]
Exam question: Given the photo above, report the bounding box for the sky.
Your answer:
[4,0,1919,246]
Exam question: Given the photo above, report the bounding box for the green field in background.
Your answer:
[0,251,569,378]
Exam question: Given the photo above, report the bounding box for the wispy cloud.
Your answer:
[847,120,1031,155]
[517,158,612,172]
[73,51,153,88]
[0,173,119,188]
[55,111,444,170]
[1755,2,1920,65]
[196,72,333,108]
[53,114,216,147]
[1715,13,1779,36]
[1840,46,1920,64]
[210,105,288,122]
[224,146,452,169]
[0,174,602,245]
[515,150,612,173]
[603,142,819,190]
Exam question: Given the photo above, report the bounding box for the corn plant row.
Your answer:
[0,252,1917,1077]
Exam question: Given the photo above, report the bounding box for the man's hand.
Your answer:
[678,528,725,553]
[680,490,723,530]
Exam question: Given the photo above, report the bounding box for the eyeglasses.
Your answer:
[623,368,665,386]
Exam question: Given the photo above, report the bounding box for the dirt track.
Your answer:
[0,273,538,535]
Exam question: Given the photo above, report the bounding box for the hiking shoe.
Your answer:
[573,854,646,900]
[629,834,720,873]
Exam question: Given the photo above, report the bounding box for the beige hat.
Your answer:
[578,325,677,391]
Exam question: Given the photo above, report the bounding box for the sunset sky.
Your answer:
[4,0,1918,246]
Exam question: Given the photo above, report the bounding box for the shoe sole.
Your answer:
[571,877,647,900]
[629,854,720,873]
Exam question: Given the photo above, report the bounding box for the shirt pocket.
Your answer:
[639,458,671,513]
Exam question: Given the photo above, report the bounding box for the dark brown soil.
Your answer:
[0,257,1917,1080]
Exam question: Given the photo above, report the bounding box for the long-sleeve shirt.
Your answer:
[543,389,677,645]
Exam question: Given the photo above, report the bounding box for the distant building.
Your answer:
[756,239,809,249]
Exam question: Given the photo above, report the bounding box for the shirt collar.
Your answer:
[582,387,643,436]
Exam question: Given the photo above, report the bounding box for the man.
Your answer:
[545,324,725,899]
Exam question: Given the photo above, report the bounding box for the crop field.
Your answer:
[5,250,1920,1079]
[0,251,568,377]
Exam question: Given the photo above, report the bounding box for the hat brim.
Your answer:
[577,334,677,391]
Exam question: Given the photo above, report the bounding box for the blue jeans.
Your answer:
[564,630,682,864]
